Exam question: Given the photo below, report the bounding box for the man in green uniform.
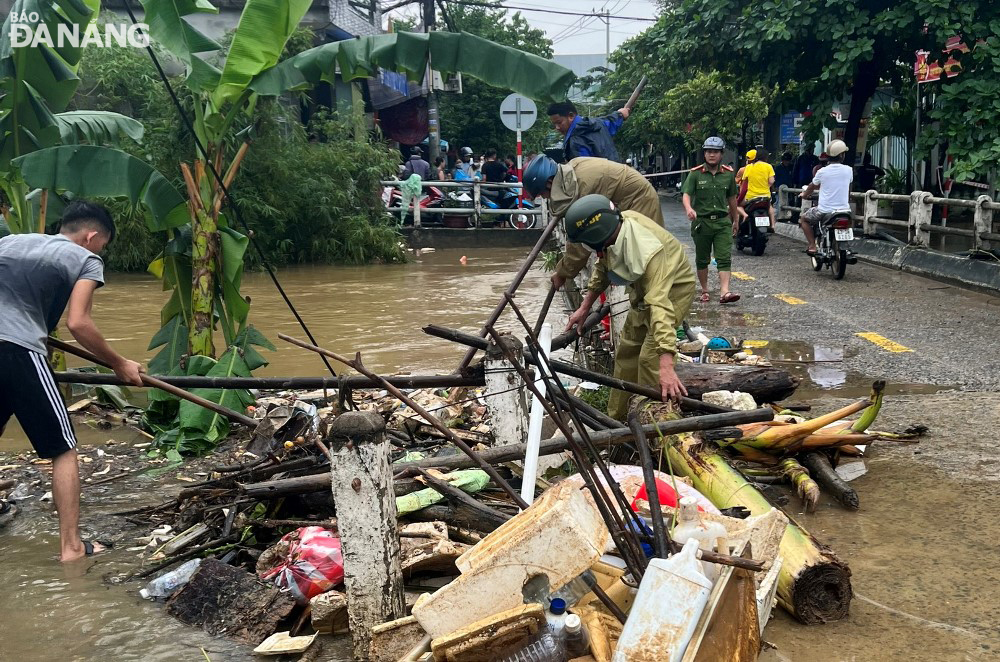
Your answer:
[522,155,663,289]
[564,194,696,420]
[681,136,743,304]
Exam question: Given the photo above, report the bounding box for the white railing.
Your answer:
[380,179,548,229]
[776,186,1000,251]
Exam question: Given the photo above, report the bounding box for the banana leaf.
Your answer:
[139,0,222,93]
[55,110,144,145]
[248,31,576,103]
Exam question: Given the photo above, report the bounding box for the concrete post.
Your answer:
[863,190,879,237]
[910,190,932,246]
[473,181,481,228]
[974,194,993,251]
[776,185,787,220]
[413,195,422,228]
[608,285,629,347]
[484,334,528,447]
[328,411,405,661]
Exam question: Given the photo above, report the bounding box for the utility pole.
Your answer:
[424,0,441,163]
[605,9,610,64]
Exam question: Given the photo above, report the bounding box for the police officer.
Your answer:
[564,194,696,420]
[681,136,743,304]
[523,155,663,290]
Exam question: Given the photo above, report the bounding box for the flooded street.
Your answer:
[2,223,1000,661]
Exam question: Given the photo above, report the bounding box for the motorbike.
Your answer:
[736,195,770,256]
[383,185,446,226]
[809,209,858,280]
[480,175,536,229]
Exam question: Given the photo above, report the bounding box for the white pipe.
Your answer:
[520,322,552,507]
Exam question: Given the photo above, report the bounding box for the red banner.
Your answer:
[915,36,968,83]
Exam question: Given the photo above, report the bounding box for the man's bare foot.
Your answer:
[61,539,106,562]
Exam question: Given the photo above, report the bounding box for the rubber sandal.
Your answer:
[719,292,741,304]
[805,249,817,256]
[699,292,710,303]
[82,540,111,557]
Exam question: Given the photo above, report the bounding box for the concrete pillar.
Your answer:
[974,194,994,251]
[328,411,405,661]
[484,335,528,447]
[413,195,422,228]
[776,185,787,220]
[910,190,932,246]
[473,181,481,228]
[608,285,629,348]
[863,190,879,237]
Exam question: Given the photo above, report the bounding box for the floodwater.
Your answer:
[2,248,997,660]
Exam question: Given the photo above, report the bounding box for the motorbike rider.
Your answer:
[547,101,630,162]
[681,136,744,304]
[799,139,853,254]
[563,194,696,419]
[742,148,777,231]
[523,155,666,290]
[455,146,475,179]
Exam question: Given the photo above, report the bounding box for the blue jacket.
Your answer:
[563,112,625,162]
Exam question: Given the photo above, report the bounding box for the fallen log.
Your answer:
[659,425,852,624]
[799,452,860,511]
[239,474,425,500]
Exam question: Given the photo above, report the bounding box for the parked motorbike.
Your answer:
[736,195,770,256]
[383,185,446,225]
[480,176,536,229]
[809,210,858,279]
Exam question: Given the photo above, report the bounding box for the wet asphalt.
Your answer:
[660,197,1000,392]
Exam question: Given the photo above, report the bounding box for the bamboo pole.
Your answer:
[51,371,484,390]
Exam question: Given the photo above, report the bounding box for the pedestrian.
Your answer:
[401,146,431,180]
[504,155,517,177]
[854,152,884,192]
[433,156,447,181]
[522,155,666,290]
[454,146,475,179]
[792,147,818,187]
[0,201,144,562]
[563,194,696,420]
[799,139,853,254]
[681,136,744,304]
[773,151,795,216]
[547,101,630,162]
[481,148,507,183]
[742,148,777,231]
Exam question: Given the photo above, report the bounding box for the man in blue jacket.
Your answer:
[547,101,630,162]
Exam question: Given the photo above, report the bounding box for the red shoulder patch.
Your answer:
[721,164,734,172]
[690,164,705,172]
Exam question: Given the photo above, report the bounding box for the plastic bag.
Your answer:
[399,173,424,222]
[257,526,344,604]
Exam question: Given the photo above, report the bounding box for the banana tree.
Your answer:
[0,0,143,232]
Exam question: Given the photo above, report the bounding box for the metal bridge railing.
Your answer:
[380,179,548,229]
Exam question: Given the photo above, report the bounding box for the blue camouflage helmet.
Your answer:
[523,155,558,196]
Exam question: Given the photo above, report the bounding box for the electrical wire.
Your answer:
[445,0,657,21]
[120,0,339,378]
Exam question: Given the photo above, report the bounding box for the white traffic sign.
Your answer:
[499,93,537,132]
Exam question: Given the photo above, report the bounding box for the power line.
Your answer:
[445,0,657,21]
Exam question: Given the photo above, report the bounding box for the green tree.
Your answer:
[437,3,554,155]
[660,71,771,153]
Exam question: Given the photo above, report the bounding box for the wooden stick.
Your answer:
[37,189,48,233]
[414,467,510,531]
[799,452,859,510]
[278,333,530,509]
[48,337,257,428]
[628,411,670,559]
[532,284,557,338]
[624,75,649,112]
[51,371,485,390]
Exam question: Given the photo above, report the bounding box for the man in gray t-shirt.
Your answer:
[0,201,143,562]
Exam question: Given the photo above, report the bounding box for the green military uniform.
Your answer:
[681,164,737,271]
[587,210,696,420]
[550,158,664,280]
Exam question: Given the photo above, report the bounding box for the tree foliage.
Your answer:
[437,3,555,155]
[661,71,771,152]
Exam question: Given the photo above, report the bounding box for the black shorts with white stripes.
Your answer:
[0,342,77,459]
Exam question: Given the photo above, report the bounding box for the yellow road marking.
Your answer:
[856,332,914,353]
[743,340,769,348]
[731,271,755,281]
[774,293,807,305]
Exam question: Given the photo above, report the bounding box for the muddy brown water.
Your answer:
[1,248,997,660]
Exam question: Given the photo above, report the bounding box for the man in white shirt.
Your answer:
[799,139,853,254]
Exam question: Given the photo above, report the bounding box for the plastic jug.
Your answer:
[671,496,728,582]
[612,539,713,662]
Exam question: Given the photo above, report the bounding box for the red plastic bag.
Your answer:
[257,526,344,604]
[631,478,706,513]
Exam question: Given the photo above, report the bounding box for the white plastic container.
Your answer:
[671,496,729,582]
[612,539,713,662]
[139,558,202,600]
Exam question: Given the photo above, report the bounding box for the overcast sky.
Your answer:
[387,0,660,56]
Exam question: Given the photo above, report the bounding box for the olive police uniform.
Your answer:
[681,164,737,271]
[587,211,696,420]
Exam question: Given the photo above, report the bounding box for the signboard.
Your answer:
[779,112,803,144]
[499,94,537,132]
[915,36,967,83]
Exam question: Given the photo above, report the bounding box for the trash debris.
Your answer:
[257,526,344,604]
[253,631,317,656]
[139,558,202,600]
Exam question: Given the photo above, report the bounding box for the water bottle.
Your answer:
[564,613,591,657]
[139,558,202,600]
[498,631,562,662]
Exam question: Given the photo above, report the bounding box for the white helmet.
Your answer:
[827,139,848,157]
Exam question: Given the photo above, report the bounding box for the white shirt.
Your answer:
[813,163,853,212]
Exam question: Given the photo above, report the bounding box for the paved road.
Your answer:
[661,198,1000,393]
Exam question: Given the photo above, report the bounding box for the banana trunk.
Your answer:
[779,457,820,512]
[731,399,870,451]
[664,431,852,624]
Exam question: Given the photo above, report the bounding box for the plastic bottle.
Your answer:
[671,496,728,582]
[545,598,568,637]
[550,571,594,608]
[498,631,562,662]
[139,558,203,600]
[564,613,591,657]
[613,539,713,662]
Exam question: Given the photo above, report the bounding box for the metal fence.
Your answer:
[777,186,1000,253]
[381,179,548,229]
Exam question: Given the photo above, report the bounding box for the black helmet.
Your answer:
[460,146,473,157]
[565,194,621,250]
[523,155,558,196]
[410,146,422,156]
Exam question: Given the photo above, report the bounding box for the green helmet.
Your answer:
[565,194,621,250]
